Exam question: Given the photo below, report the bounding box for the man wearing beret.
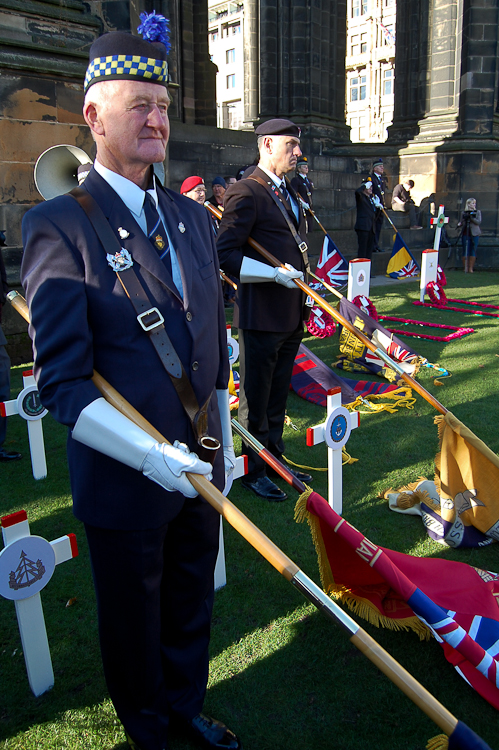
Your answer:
[290,156,314,232]
[21,13,239,750]
[180,175,207,205]
[354,180,378,273]
[217,118,312,502]
[369,158,386,252]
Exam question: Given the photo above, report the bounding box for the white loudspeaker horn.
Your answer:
[34,145,92,201]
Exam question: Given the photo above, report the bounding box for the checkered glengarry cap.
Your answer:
[84,13,170,93]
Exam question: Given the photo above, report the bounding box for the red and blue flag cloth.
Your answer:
[386,233,420,279]
[335,296,423,378]
[314,234,348,288]
[291,344,413,411]
[295,489,499,712]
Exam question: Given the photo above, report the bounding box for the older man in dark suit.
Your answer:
[217,118,312,502]
[21,15,239,750]
[354,180,378,275]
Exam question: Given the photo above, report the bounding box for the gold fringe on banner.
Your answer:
[294,492,431,639]
[426,734,449,750]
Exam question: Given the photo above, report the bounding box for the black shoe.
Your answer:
[241,475,287,501]
[268,465,313,483]
[0,448,22,462]
[187,713,242,750]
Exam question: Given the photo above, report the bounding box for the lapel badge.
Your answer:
[118,227,130,239]
[178,222,186,233]
[154,234,166,250]
[106,248,133,272]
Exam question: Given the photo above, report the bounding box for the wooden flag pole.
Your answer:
[9,289,464,742]
[207,203,447,416]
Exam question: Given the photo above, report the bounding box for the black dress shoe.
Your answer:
[241,475,287,501]
[268,465,313,483]
[187,713,242,750]
[0,448,22,462]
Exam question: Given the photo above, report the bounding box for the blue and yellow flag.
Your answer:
[386,233,420,278]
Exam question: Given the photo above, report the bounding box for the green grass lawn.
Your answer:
[1,270,499,749]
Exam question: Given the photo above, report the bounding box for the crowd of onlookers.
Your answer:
[178,157,481,275]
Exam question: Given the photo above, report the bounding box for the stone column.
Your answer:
[258,0,350,145]
[388,0,499,250]
[243,0,259,126]
[389,0,499,143]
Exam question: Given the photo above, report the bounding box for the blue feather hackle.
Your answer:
[137,11,171,53]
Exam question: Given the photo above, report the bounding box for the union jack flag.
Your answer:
[315,234,348,288]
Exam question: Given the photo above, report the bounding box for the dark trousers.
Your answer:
[85,496,220,750]
[238,325,303,479]
[0,344,10,447]
[356,230,374,260]
[374,213,383,250]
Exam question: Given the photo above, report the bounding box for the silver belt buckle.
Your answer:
[299,241,308,253]
[137,307,164,332]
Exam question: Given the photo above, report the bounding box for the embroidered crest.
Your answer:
[178,222,186,233]
[106,248,133,272]
[118,227,130,239]
[154,234,166,250]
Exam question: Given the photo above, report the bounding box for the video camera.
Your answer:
[464,210,477,219]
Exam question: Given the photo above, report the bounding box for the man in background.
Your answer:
[180,176,207,205]
[290,156,314,232]
[354,181,378,274]
[207,176,226,209]
[217,118,312,502]
[370,158,387,251]
[391,180,422,229]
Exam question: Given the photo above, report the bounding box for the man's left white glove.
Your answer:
[240,256,304,289]
[72,398,212,498]
[216,389,236,482]
[372,195,382,208]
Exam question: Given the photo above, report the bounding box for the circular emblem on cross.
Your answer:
[324,406,352,450]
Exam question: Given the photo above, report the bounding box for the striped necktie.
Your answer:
[143,193,172,275]
[280,180,290,203]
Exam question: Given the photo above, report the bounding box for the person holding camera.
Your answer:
[457,198,481,273]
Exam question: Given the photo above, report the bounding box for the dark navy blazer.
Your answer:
[21,168,229,531]
[216,166,308,333]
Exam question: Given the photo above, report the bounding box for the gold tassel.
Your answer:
[426,734,449,750]
[294,495,431,640]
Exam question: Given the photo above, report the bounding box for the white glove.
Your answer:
[274,263,304,288]
[240,257,303,288]
[143,440,213,498]
[372,195,382,208]
[216,389,236,482]
[299,199,310,211]
[72,397,212,498]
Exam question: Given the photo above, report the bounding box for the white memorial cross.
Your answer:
[214,327,247,590]
[0,369,48,479]
[306,387,360,514]
[0,509,78,696]
[420,249,439,303]
[347,258,371,302]
[430,205,449,251]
